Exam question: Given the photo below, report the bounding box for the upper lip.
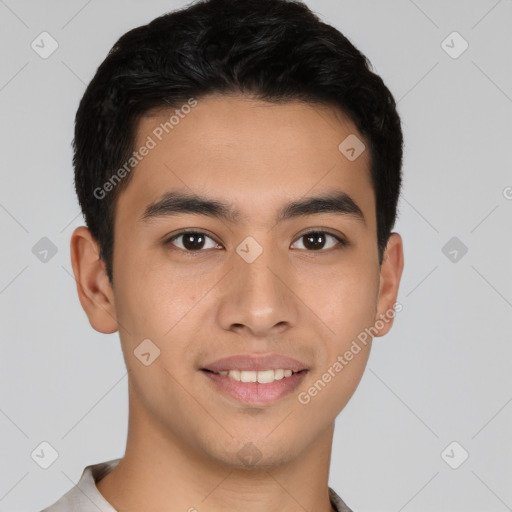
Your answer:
[202,353,309,373]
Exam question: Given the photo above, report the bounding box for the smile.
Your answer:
[207,368,301,383]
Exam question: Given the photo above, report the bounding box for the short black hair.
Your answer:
[73,0,403,284]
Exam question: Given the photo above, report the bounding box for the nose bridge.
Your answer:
[216,235,298,336]
[239,244,281,303]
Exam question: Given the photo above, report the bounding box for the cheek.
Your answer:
[113,249,197,338]
[304,262,379,339]
[116,277,197,412]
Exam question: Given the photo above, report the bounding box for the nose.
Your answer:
[216,243,299,338]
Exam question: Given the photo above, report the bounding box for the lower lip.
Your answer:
[201,370,308,405]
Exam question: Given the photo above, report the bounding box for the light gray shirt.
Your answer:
[40,458,354,512]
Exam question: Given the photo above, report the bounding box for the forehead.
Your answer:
[116,93,374,229]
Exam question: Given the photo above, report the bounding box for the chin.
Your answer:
[203,434,303,470]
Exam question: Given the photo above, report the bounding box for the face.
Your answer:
[73,93,403,469]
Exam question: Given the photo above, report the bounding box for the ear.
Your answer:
[373,232,404,337]
[70,226,119,334]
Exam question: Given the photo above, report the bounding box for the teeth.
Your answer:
[274,369,284,380]
[214,369,299,383]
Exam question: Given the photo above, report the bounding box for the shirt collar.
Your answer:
[42,458,353,512]
[41,458,121,512]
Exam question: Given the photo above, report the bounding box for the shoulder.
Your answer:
[39,458,121,512]
[329,486,355,512]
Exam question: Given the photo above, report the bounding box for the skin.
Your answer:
[70,93,403,512]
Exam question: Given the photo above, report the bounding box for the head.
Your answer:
[71,0,404,469]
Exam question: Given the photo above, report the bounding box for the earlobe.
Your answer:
[70,226,119,334]
[374,232,404,338]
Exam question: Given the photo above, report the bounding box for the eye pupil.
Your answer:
[183,233,205,250]
[303,232,325,250]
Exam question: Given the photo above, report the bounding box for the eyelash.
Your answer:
[164,229,348,254]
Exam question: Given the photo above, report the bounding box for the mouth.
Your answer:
[200,353,310,405]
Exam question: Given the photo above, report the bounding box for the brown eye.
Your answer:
[166,231,220,251]
[291,231,346,251]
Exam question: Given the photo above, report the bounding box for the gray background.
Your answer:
[0,0,511,511]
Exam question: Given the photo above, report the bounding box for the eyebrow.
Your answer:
[140,190,366,225]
